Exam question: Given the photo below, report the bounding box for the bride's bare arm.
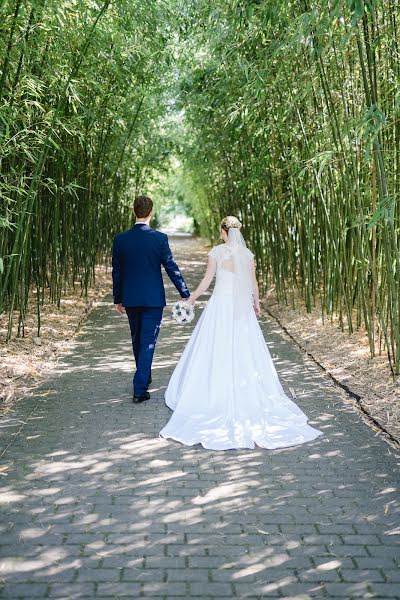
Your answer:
[187,257,217,303]
[251,259,261,316]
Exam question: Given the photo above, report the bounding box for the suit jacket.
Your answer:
[112,223,190,307]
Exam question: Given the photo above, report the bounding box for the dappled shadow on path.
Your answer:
[0,237,399,599]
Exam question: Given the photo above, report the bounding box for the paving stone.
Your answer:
[0,583,48,597]
[342,534,382,545]
[354,556,398,569]
[339,568,385,582]
[167,568,209,582]
[76,568,120,582]
[142,581,187,595]
[381,569,400,582]
[323,581,374,596]
[370,583,400,597]
[144,556,185,569]
[48,583,95,597]
[233,579,309,597]
[298,568,342,582]
[121,567,164,582]
[0,237,399,599]
[190,581,233,596]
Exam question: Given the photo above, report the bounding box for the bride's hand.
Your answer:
[187,295,196,305]
[254,302,261,317]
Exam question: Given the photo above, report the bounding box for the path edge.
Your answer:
[264,303,400,451]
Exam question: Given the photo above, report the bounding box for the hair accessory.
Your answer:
[221,216,242,230]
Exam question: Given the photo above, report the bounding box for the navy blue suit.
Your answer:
[112,223,190,396]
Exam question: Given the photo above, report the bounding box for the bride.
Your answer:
[159,216,323,450]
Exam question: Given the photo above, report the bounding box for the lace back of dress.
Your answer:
[219,248,235,273]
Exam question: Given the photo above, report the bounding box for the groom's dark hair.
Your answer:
[134,196,153,218]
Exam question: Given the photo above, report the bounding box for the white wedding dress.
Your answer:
[160,235,323,450]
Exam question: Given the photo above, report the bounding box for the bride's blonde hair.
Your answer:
[220,216,242,232]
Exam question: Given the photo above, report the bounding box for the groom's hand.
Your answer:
[115,303,126,315]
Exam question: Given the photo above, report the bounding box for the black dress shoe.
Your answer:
[132,392,150,404]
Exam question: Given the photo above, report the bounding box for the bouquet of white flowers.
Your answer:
[171,301,195,325]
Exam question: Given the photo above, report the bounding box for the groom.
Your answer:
[112,196,190,403]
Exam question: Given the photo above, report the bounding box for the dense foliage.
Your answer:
[0,0,174,338]
[1,0,400,376]
[177,0,400,375]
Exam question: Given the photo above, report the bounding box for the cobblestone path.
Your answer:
[0,236,399,600]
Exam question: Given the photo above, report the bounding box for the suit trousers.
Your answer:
[125,306,164,396]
